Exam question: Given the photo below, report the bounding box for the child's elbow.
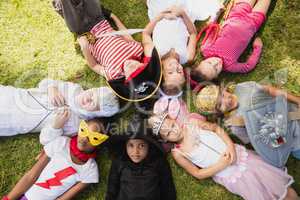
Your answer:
[194,170,210,180]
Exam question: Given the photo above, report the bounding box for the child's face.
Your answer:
[216,90,238,113]
[195,57,223,80]
[126,139,149,163]
[163,58,185,89]
[160,118,182,142]
[76,88,99,111]
[77,121,100,153]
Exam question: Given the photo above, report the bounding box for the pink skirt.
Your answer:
[213,145,294,200]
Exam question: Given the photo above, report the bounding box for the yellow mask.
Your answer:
[78,120,109,146]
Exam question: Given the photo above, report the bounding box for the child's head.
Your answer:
[161,49,185,91]
[195,84,238,114]
[77,119,107,153]
[148,114,182,143]
[75,87,119,118]
[76,88,100,111]
[126,138,149,163]
[192,57,223,81]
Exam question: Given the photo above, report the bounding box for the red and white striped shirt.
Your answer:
[89,20,144,80]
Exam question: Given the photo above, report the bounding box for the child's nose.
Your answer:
[133,146,140,154]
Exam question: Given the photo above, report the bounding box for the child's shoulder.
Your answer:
[44,136,70,157]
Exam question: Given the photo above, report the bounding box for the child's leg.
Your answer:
[60,0,105,35]
[252,0,271,15]
[292,149,300,160]
[284,187,299,200]
[235,0,257,7]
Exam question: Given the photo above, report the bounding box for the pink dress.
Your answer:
[200,2,265,73]
[173,128,294,200]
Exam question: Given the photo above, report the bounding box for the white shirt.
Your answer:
[147,0,221,64]
[25,136,99,200]
[0,79,119,136]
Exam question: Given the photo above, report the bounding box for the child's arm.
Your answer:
[171,149,231,180]
[142,12,165,57]
[56,182,89,200]
[177,8,197,63]
[40,108,70,145]
[158,158,177,200]
[226,37,263,73]
[110,13,135,42]
[77,36,106,77]
[6,153,50,200]
[261,85,300,106]
[166,6,197,63]
[105,159,121,200]
[193,119,236,164]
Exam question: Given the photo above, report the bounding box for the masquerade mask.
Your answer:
[78,120,109,146]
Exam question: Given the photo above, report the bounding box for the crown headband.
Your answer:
[152,113,168,136]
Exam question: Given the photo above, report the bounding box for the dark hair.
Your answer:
[86,118,106,134]
[190,66,210,81]
[190,65,220,84]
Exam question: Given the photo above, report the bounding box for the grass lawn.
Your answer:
[0,0,299,199]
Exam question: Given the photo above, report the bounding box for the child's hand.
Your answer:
[48,86,65,107]
[163,12,177,20]
[225,146,237,164]
[219,152,231,168]
[52,107,70,129]
[77,35,89,50]
[253,37,263,48]
[165,5,184,17]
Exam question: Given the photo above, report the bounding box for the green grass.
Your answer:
[0,0,299,199]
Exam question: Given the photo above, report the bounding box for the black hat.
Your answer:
[107,114,165,157]
[107,48,162,102]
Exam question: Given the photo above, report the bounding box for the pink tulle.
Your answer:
[213,145,294,200]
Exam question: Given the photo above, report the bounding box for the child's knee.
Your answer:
[292,149,300,160]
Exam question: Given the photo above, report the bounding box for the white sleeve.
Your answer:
[78,160,99,184]
[44,136,68,158]
[40,126,64,145]
[38,78,81,93]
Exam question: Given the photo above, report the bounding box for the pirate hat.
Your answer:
[107,48,162,102]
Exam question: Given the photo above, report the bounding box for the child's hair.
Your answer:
[190,65,209,81]
[190,65,220,83]
[161,82,183,96]
[86,118,106,133]
[161,48,180,64]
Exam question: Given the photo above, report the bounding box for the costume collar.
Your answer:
[70,136,97,162]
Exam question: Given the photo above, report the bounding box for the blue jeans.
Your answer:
[292,149,300,160]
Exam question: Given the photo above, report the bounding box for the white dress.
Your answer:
[0,79,119,136]
[172,127,294,200]
[147,0,221,64]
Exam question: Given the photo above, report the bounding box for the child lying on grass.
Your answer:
[2,110,108,200]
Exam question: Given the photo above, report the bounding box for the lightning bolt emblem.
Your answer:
[35,167,77,189]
